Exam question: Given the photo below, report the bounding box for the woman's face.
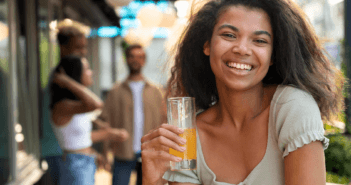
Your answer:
[203,5,273,91]
[80,58,93,86]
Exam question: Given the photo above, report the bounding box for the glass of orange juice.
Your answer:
[168,97,196,171]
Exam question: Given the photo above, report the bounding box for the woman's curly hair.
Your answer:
[167,0,345,121]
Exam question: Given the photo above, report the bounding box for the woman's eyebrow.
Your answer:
[254,30,272,38]
[218,24,239,32]
[218,24,271,38]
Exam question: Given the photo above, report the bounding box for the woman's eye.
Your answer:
[255,39,267,44]
[222,33,236,38]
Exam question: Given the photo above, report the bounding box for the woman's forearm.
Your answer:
[62,77,103,110]
[91,129,109,143]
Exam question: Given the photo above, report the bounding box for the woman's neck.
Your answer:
[215,83,271,130]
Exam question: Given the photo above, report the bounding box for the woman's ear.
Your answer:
[203,41,210,56]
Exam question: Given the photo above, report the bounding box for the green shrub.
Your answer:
[326,172,349,184]
[324,123,343,134]
[325,134,351,180]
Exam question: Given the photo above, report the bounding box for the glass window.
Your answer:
[0,0,11,184]
[38,0,63,164]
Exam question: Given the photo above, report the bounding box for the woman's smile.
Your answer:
[204,5,273,90]
[226,61,253,71]
[223,61,254,76]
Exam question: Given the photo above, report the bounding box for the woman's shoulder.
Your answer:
[271,85,321,128]
[273,84,316,105]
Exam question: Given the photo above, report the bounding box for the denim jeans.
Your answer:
[59,153,96,185]
[112,153,142,185]
[45,156,62,185]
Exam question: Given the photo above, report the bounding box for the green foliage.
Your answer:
[0,58,8,73]
[339,111,347,124]
[339,38,351,134]
[326,172,349,184]
[39,33,60,88]
[341,59,349,99]
[324,123,343,134]
[39,33,50,88]
[325,134,351,180]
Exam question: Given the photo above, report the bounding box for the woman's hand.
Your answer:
[107,128,129,142]
[52,67,71,88]
[95,152,111,171]
[141,124,186,185]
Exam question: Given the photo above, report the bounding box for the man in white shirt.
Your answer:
[99,44,165,185]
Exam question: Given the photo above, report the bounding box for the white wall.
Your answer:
[99,37,113,90]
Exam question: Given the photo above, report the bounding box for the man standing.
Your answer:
[39,21,88,185]
[99,44,165,185]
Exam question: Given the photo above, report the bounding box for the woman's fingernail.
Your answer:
[176,157,182,161]
[179,128,184,133]
[180,147,186,151]
[180,138,186,144]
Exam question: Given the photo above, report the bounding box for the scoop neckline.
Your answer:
[196,85,283,185]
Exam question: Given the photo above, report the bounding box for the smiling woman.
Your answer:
[140,0,345,185]
[203,6,273,92]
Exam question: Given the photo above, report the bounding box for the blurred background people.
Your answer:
[50,55,128,185]
[99,44,165,185]
[57,22,88,58]
[39,22,89,185]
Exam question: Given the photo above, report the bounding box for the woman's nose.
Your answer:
[232,40,252,56]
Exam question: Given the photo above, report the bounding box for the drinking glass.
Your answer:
[167,97,196,171]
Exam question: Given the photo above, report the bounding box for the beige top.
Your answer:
[99,79,166,160]
[163,85,329,185]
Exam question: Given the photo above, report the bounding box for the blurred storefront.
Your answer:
[0,0,121,184]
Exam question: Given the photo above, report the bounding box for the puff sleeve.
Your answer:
[273,86,329,158]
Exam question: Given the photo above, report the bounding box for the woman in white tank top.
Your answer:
[50,55,129,185]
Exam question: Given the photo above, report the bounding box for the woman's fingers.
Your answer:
[141,135,186,153]
[141,124,185,145]
[142,149,182,162]
[159,123,185,134]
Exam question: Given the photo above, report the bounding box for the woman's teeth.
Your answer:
[226,62,252,71]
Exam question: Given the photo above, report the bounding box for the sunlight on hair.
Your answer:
[51,19,91,37]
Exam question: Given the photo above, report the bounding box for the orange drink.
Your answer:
[169,128,196,160]
[167,97,196,171]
